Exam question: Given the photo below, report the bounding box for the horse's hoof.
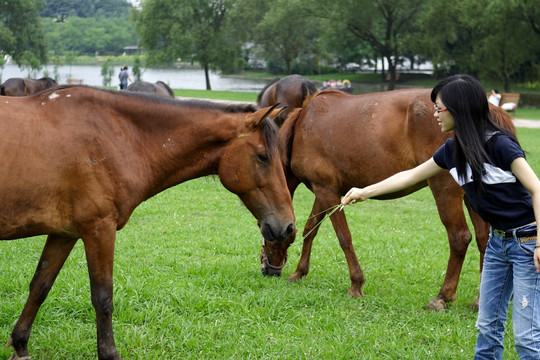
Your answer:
[470,297,479,312]
[347,288,365,298]
[287,272,303,283]
[425,297,448,311]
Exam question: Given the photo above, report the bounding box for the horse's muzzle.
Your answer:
[260,220,295,243]
[260,250,287,276]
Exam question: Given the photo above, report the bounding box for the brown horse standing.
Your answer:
[0,77,58,96]
[257,75,317,125]
[126,80,175,98]
[1,86,295,360]
[261,89,515,310]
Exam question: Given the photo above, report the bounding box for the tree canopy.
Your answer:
[1,0,538,91]
[39,0,133,18]
[0,0,48,67]
[135,0,239,90]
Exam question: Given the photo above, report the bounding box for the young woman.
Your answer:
[341,74,540,359]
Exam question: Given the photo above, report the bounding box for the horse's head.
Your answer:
[218,105,295,243]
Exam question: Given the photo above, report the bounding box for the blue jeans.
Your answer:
[474,224,540,359]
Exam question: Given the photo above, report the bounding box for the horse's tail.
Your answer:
[257,77,280,105]
[157,81,175,97]
[301,79,318,102]
[0,84,4,96]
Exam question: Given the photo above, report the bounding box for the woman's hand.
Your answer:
[534,247,540,273]
[341,187,368,205]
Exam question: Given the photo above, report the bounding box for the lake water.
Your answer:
[0,64,402,94]
[0,64,271,92]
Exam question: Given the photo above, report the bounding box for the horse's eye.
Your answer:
[256,153,269,163]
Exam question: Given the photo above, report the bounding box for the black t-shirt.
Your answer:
[433,133,534,230]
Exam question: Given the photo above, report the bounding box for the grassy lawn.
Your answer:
[2,119,539,357]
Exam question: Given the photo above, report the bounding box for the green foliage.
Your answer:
[132,56,142,81]
[0,0,48,66]
[42,16,137,56]
[39,0,133,18]
[414,0,540,91]
[253,0,320,75]
[100,57,114,86]
[134,0,241,89]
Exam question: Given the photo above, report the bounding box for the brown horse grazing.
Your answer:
[1,86,295,360]
[0,77,58,96]
[257,74,318,125]
[126,80,175,98]
[260,89,515,310]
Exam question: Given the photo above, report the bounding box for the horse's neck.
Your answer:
[131,104,239,194]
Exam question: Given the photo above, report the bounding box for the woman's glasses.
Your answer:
[433,104,448,113]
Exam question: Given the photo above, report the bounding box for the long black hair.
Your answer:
[430,74,520,192]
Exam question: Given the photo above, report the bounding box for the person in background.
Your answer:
[488,88,502,106]
[118,66,131,90]
[341,74,540,359]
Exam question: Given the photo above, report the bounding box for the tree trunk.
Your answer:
[204,63,212,90]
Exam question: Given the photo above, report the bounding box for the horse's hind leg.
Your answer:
[8,235,77,360]
[465,198,489,311]
[327,197,365,297]
[426,174,472,310]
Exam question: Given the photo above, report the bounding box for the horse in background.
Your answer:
[0,77,58,96]
[1,86,295,360]
[127,80,175,98]
[260,88,516,311]
[257,74,317,126]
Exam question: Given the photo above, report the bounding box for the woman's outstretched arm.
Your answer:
[341,158,444,205]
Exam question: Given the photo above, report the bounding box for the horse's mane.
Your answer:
[257,77,280,103]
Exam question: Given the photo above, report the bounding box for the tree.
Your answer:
[253,0,320,75]
[134,0,238,90]
[0,0,48,68]
[311,0,425,89]
[42,16,138,56]
[416,0,538,90]
[101,57,114,86]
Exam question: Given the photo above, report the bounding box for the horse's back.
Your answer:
[1,78,26,96]
[128,81,175,98]
[0,77,57,96]
[289,89,445,192]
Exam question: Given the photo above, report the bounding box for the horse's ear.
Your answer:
[270,106,287,122]
[245,103,280,130]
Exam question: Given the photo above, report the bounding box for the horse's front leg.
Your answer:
[288,197,327,283]
[7,235,77,360]
[80,219,122,360]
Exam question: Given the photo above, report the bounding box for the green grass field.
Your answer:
[1,99,539,359]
